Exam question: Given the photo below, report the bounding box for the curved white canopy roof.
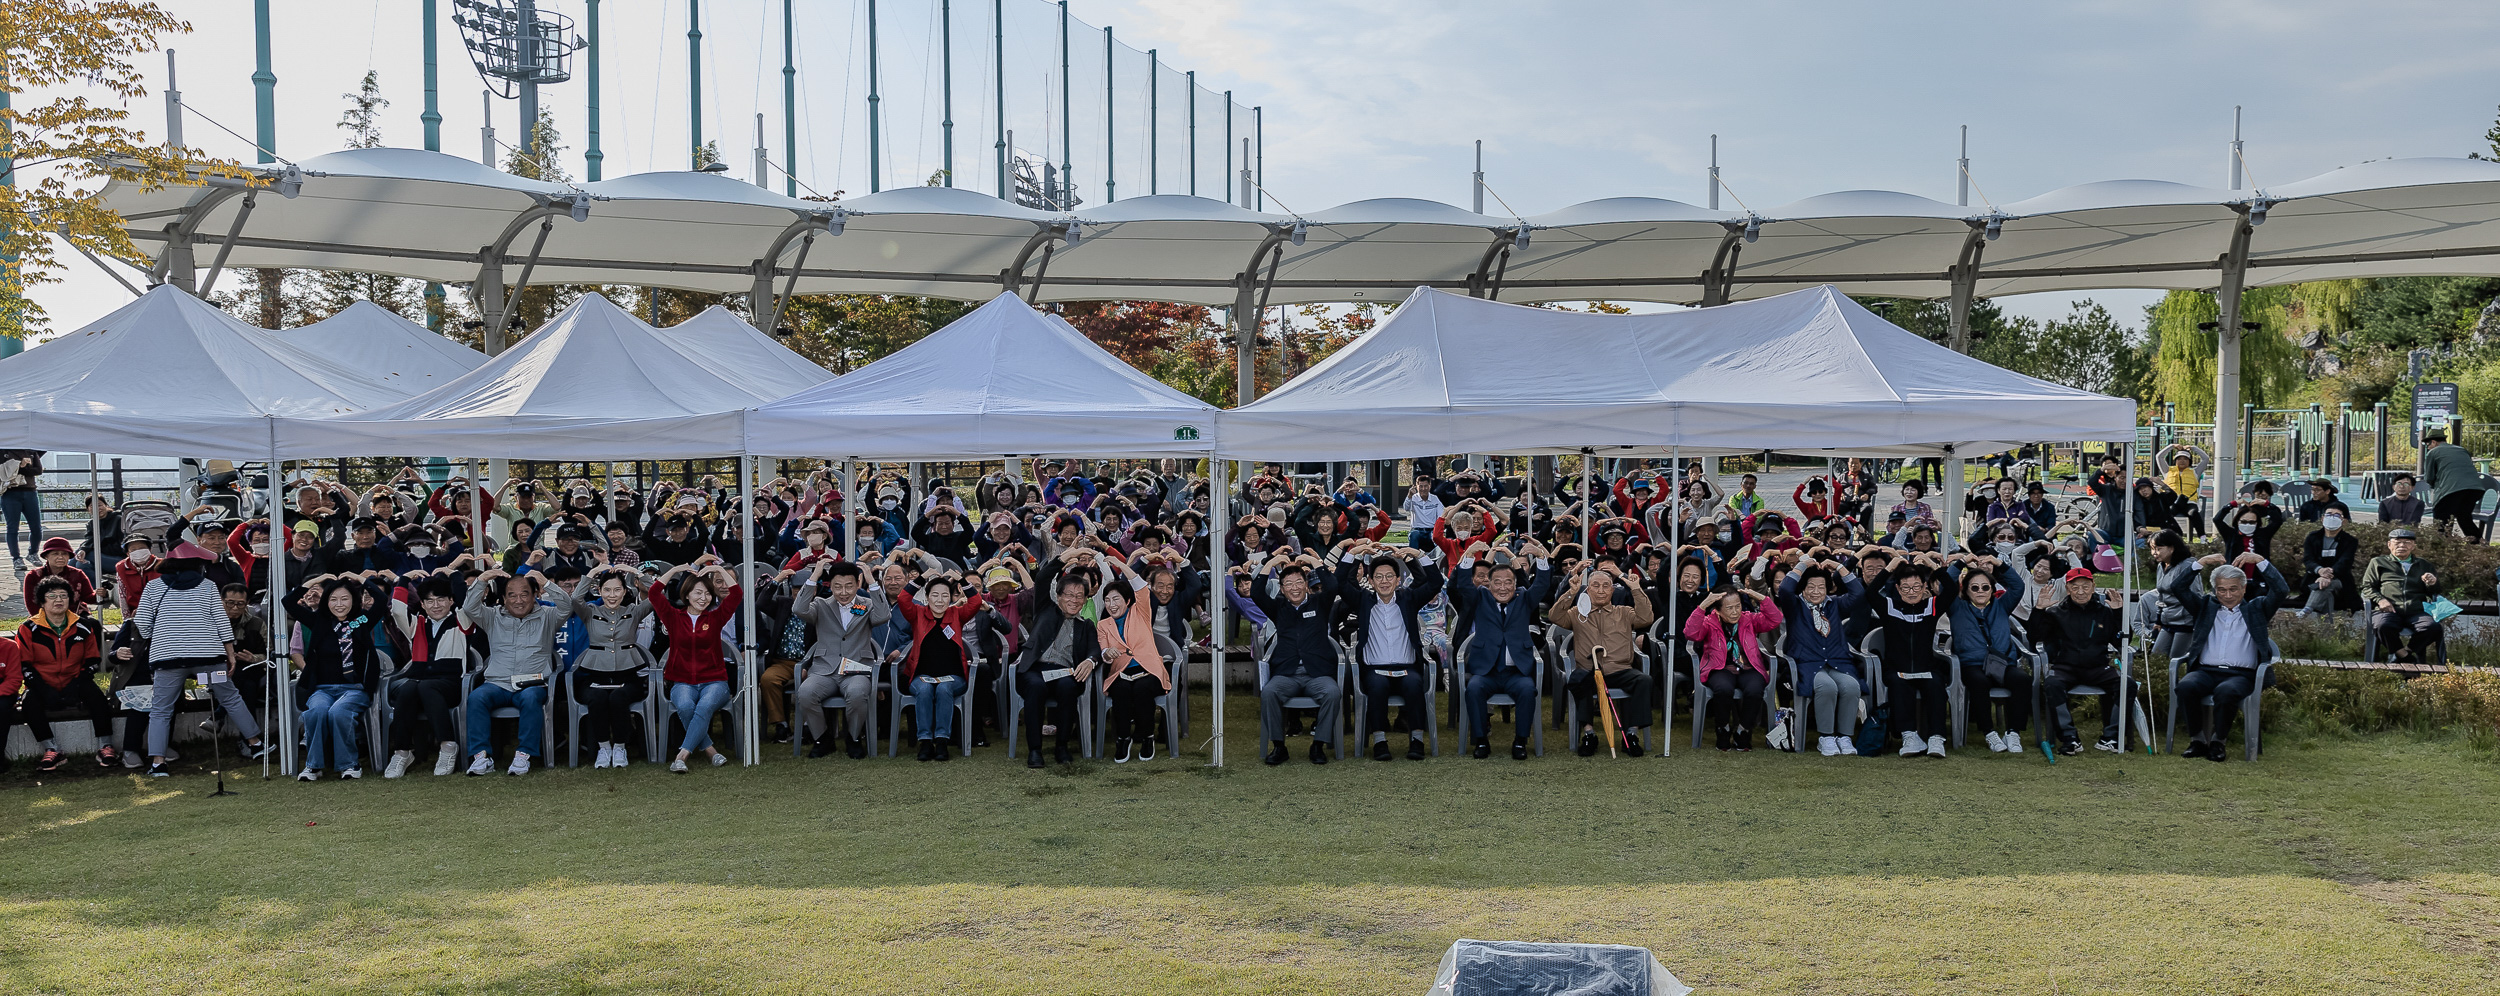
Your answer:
[0,286,407,457]
[744,291,1217,460]
[662,305,836,398]
[107,151,2500,307]
[271,300,487,392]
[280,293,757,460]
[1215,285,2136,461]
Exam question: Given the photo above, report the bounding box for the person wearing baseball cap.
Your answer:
[2038,566,2135,755]
[2361,527,2445,664]
[22,535,97,613]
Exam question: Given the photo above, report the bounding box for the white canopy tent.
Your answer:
[742,291,1219,460]
[279,292,765,461]
[0,284,407,456]
[662,305,836,399]
[272,299,488,392]
[1215,285,2138,462]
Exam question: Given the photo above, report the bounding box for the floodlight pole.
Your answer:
[252,0,276,165]
[941,0,954,187]
[780,0,795,195]
[1473,140,1484,213]
[1103,26,1115,203]
[867,0,882,192]
[1707,134,1718,211]
[418,10,448,328]
[1186,71,1197,197]
[517,0,539,155]
[587,0,604,180]
[687,0,704,169]
[1148,49,1157,194]
[1957,125,1969,209]
[1059,1,1072,205]
[994,0,1006,200]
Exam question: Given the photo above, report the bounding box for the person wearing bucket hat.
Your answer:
[132,539,269,777]
[22,536,97,613]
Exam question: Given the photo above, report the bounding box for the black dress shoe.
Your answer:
[2182,740,2212,759]
[915,740,934,762]
[769,722,791,744]
[933,742,951,762]
[1511,737,1530,760]
[1471,737,1492,760]
[1406,737,1428,761]
[809,739,841,758]
[1372,740,1393,761]
[1055,743,1074,765]
[1264,741,1289,766]
[2206,742,2228,763]
[1027,749,1046,769]
[846,738,868,760]
[1625,730,1646,757]
[1577,730,1598,757]
[1310,740,1331,765]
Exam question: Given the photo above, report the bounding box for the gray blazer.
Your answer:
[792,583,892,679]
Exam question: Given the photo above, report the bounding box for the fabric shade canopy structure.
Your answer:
[0,285,408,457]
[108,151,2500,307]
[743,291,1218,459]
[1215,285,2136,462]
[279,292,764,460]
[662,305,837,399]
[271,299,488,392]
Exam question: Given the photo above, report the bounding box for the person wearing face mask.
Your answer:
[114,535,165,610]
[1779,553,1866,756]
[391,525,458,575]
[2218,501,2281,562]
[2300,511,2362,617]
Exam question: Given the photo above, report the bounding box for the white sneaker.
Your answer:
[1925,734,1948,758]
[341,767,363,780]
[592,743,614,769]
[1984,730,2007,753]
[1817,735,1840,757]
[1837,737,1859,756]
[297,769,319,782]
[669,757,690,773]
[434,744,459,776]
[2002,732,2023,755]
[505,752,532,776]
[709,751,729,767]
[610,745,630,768]
[465,751,496,776]
[383,750,413,779]
[1899,732,1924,756]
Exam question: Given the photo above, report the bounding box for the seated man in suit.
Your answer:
[1450,539,1556,760]
[2360,528,2444,663]
[1253,551,1344,765]
[2166,552,2288,762]
[791,560,892,760]
[1333,540,1443,762]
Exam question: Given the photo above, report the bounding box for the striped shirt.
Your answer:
[134,577,235,663]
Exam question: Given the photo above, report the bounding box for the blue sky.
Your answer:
[29,0,2500,332]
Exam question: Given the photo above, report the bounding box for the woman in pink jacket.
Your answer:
[1094,557,1170,763]
[1686,586,1783,751]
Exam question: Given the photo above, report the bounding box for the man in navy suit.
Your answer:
[1449,539,1555,760]
[2166,551,2287,762]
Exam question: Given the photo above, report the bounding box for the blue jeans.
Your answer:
[1,489,40,558]
[1464,666,1538,741]
[302,684,370,771]
[911,675,963,741]
[669,680,732,753]
[463,682,549,758]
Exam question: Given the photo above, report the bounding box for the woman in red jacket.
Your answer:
[5,577,115,770]
[651,558,743,772]
[894,573,987,761]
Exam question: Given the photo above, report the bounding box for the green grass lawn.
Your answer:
[4,695,2498,995]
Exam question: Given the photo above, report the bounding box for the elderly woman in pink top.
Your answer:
[1686,586,1783,751]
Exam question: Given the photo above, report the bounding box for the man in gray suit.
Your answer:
[793,560,892,758]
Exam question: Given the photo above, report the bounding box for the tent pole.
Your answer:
[739,452,759,765]
[469,460,486,571]
[1942,448,1963,552]
[842,460,857,563]
[1666,444,1678,759]
[1207,457,1227,766]
[1581,448,1595,558]
[268,442,294,776]
[2119,436,2135,754]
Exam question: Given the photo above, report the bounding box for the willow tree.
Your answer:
[2148,287,2306,420]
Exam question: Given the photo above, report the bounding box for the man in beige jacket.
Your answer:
[1548,561,1657,756]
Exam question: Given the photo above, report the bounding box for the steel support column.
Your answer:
[2210,209,2256,521]
[1946,224,1988,354]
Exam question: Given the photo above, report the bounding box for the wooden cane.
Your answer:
[1591,647,1623,758]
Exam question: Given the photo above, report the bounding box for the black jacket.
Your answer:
[2300,529,2362,612]
[1014,601,1105,675]
[1333,557,1445,668]
[2036,595,2124,669]
[1251,564,1341,678]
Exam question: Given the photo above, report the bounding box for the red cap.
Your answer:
[2062,567,2097,583]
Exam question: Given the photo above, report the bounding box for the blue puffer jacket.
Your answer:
[1945,562,2022,667]
[1775,568,1863,696]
